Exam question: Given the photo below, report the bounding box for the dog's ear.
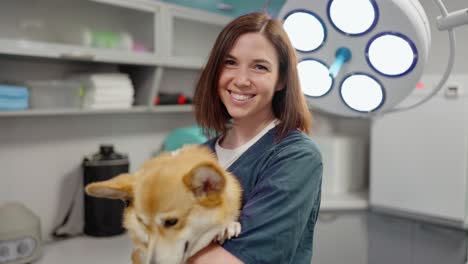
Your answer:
[85,173,134,201]
[183,164,226,207]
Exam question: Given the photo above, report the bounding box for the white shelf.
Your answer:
[0,39,160,66]
[320,190,369,211]
[0,105,193,117]
[0,0,228,118]
[151,104,193,113]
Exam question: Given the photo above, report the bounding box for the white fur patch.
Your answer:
[170,149,181,156]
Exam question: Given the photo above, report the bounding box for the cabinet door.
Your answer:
[367,212,412,264]
[165,5,230,68]
[312,211,368,264]
[413,223,466,264]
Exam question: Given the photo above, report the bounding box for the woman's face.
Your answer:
[218,32,280,124]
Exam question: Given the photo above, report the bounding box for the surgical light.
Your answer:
[328,0,378,36]
[366,33,418,77]
[298,59,333,97]
[280,0,468,118]
[340,73,384,112]
[283,11,326,52]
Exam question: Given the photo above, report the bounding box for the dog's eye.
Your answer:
[164,218,178,228]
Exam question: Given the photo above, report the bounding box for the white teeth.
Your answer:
[230,92,253,101]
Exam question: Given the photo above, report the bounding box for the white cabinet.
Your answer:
[0,0,231,116]
[370,74,468,229]
[368,212,466,264]
[312,211,368,264]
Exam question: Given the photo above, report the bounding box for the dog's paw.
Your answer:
[215,222,242,244]
[131,248,146,264]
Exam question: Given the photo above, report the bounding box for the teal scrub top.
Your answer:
[205,127,323,264]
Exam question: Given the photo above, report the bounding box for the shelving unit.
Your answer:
[0,0,231,116]
[0,105,193,117]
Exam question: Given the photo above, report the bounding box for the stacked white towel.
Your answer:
[79,74,134,109]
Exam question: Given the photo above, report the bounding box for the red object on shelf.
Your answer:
[178,95,186,104]
[154,93,191,105]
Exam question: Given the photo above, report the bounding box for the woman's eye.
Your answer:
[255,64,268,71]
[164,218,179,228]
[224,59,236,66]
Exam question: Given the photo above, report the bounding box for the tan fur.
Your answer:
[85,145,242,264]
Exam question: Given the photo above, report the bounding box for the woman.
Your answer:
[190,12,322,264]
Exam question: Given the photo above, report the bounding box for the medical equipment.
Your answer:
[277,0,468,228]
[0,202,42,264]
[278,0,468,117]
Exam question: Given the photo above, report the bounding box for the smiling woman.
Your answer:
[191,12,323,264]
[216,32,280,139]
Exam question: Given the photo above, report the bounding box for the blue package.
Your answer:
[0,85,29,98]
[0,97,29,110]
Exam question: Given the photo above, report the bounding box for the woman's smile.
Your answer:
[229,90,256,103]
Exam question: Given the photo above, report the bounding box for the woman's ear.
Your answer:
[85,173,135,201]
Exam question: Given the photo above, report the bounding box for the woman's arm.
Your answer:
[188,243,244,264]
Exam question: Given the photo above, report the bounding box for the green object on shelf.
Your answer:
[91,31,120,49]
[163,126,208,151]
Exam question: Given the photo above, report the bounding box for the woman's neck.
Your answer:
[220,114,275,149]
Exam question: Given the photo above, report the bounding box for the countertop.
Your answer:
[34,190,368,263]
[36,234,133,264]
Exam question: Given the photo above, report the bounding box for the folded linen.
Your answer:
[84,88,134,97]
[0,97,28,110]
[0,85,29,98]
[78,74,133,89]
[82,96,133,104]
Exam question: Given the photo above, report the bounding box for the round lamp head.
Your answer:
[279,0,431,118]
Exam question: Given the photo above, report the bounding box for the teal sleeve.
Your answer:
[223,146,323,264]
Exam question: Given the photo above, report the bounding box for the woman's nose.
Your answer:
[234,69,251,87]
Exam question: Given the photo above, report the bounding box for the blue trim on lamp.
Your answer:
[365,31,419,78]
[339,72,386,113]
[283,9,327,53]
[299,58,334,98]
[327,0,379,36]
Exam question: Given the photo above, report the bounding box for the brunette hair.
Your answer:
[193,12,312,140]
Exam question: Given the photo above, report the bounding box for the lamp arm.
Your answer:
[386,0,456,114]
[437,8,468,30]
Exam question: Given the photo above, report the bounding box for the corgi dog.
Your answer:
[85,145,242,264]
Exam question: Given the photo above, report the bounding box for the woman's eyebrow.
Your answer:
[252,59,272,66]
[225,54,272,66]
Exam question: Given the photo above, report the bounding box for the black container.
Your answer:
[83,144,129,237]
